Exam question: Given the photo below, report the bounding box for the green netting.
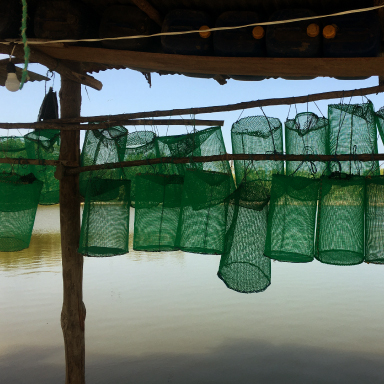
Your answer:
[176,169,232,255]
[79,178,131,257]
[264,175,319,263]
[133,173,184,252]
[122,131,160,206]
[231,116,284,190]
[24,130,60,205]
[365,176,384,264]
[156,126,233,178]
[316,176,365,266]
[79,126,128,197]
[327,102,379,176]
[285,112,328,178]
[375,107,384,147]
[0,174,42,252]
[0,136,32,176]
[218,180,271,293]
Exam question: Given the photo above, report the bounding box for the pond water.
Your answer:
[1,205,384,383]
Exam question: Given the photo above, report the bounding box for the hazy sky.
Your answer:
[0,59,383,153]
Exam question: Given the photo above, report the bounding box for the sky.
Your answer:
[0,59,384,154]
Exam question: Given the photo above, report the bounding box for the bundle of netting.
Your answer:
[0,174,42,252]
[327,102,379,176]
[133,173,184,252]
[78,178,131,257]
[79,125,128,197]
[24,129,60,205]
[264,175,319,263]
[156,126,233,178]
[176,169,232,255]
[365,176,384,264]
[0,136,32,176]
[231,116,284,191]
[218,180,271,294]
[122,131,159,206]
[285,112,328,178]
[375,106,384,146]
[316,175,365,266]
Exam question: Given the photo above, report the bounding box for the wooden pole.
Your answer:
[66,153,384,175]
[53,85,384,124]
[0,119,224,130]
[59,70,85,384]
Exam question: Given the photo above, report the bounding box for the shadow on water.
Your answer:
[1,340,384,384]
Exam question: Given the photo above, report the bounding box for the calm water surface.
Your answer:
[0,206,384,383]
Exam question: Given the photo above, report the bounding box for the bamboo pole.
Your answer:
[59,69,85,384]
[53,85,384,124]
[0,158,76,166]
[66,153,384,175]
[0,119,224,130]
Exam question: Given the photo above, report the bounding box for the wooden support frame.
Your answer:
[131,0,163,26]
[0,119,224,130]
[59,70,85,384]
[51,85,384,124]
[66,153,384,175]
[0,44,102,90]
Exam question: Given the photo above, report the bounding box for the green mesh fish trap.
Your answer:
[231,116,284,190]
[316,176,365,266]
[218,180,271,294]
[24,130,60,205]
[133,173,184,252]
[375,107,384,147]
[176,169,232,255]
[264,175,319,263]
[80,126,128,197]
[0,136,32,176]
[79,178,131,257]
[0,174,42,252]
[327,102,379,176]
[122,131,159,207]
[156,126,233,177]
[365,176,384,264]
[285,112,328,178]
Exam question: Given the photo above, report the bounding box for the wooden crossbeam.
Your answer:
[49,85,384,124]
[0,119,224,130]
[66,153,384,175]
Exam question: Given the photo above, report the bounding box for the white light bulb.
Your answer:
[5,72,20,92]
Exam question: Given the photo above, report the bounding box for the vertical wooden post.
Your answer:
[59,71,85,384]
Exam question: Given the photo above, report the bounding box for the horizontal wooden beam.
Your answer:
[50,85,384,124]
[66,153,384,175]
[0,157,77,167]
[0,44,103,90]
[0,119,223,130]
[35,45,384,78]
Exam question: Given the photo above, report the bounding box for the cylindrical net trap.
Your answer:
[264,175,319,263]
[327,102,379,176]
[79,126,128,197]
[218,180,271,294]
[24,129,60,205]
[316,176,365,266]
[231,116,284,191]
[156,126,233,178]
[176,169,232,255]
[79,178,131,257]
[285,112,328,178]
[365,176,384,264]
[0,136,32,176]
[0,174,42,252]
[134,173,184,252]
[122,131,159,207]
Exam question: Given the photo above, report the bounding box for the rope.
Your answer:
[19,0,29,90]
[2,4,384,46]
